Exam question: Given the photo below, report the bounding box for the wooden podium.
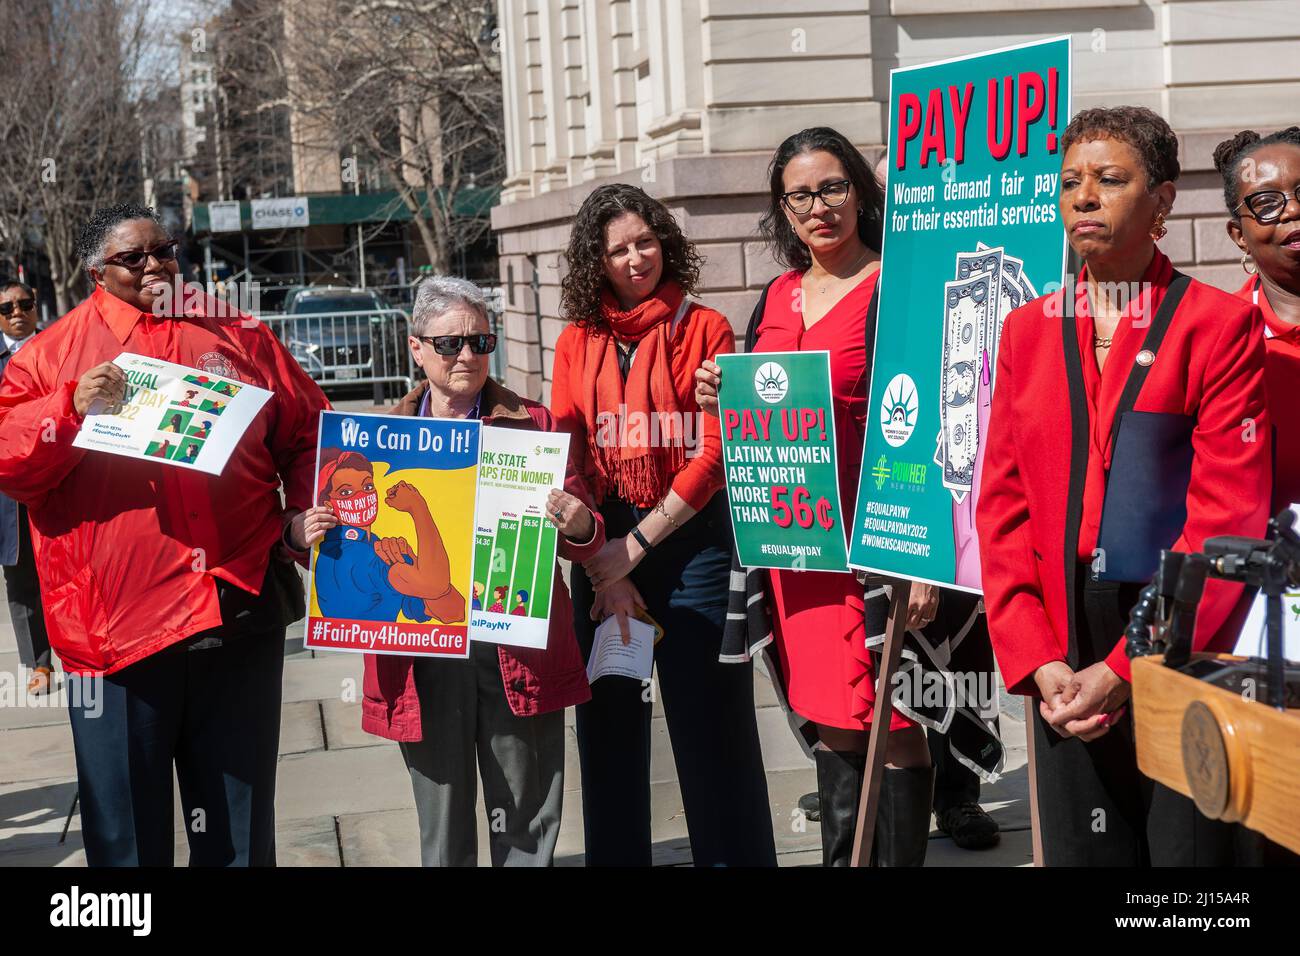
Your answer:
[1130,653,1300,853]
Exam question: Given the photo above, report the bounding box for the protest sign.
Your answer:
[306,410,480,658]
[72,352,271,475]
[717,350,848,572]
[468,426,571,649]
[848,36,1071,591]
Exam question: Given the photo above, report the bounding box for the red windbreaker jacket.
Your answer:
[0,286,329,675]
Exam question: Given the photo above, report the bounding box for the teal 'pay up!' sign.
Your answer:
[847,35,1071,593]
[717,350,848,572]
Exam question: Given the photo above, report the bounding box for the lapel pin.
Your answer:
[1136,349,1155,367]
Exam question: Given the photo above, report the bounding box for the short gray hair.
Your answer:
[411,275,488,335]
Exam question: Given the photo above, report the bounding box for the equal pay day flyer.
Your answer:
[306,410,481,659]
[468,426,571,649]
[72,352,271,475]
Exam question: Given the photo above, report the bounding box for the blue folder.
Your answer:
[1094,410,1195,583]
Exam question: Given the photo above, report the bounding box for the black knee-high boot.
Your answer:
[872,765,935,867]
[814,750,866,867]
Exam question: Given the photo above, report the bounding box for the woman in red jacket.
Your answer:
[1215,127,1300,511]
[695,127,939,866]
[552,183,777,867]
[976,106,1272,865]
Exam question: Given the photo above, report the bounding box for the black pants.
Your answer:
[67,626,286,867]
[5,505,49,670]
[1032,568,1256,866]
[65,556,301,868]
[572,493,777,867]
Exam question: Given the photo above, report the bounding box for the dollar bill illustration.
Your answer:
[939,273,991,501]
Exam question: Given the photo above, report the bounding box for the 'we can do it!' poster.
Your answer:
[306,410,480,659]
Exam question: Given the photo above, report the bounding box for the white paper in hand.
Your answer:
[586,616,654,684]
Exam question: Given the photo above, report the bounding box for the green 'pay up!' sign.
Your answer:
[716,350,848,572]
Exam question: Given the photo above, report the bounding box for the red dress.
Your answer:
[754,268,911,732]
[1236,274,1300,511]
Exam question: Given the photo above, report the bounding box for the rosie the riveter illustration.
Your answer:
[298,448,467,624]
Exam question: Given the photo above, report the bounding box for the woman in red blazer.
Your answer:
[1215,127,1300,511]
[976,106,1272,865]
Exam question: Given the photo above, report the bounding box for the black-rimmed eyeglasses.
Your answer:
[781,180,852,216]
[417,333,497,356]
[1235,187,1300,224]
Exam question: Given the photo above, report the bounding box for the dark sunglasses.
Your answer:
[0,298,35,316]
[417,333,497,356]
[1235,187,1300,224]
[101,241,179,271]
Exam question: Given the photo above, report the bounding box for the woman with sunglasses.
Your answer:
[551,182,777,867]
[0,280,52,697]
[0,203,330,866]
[1216,127,1300,512]
[696,127,937,866]
[299,275,604,867]
[976,107,1272,865]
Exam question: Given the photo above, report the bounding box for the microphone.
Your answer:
[1165,553,1209,670]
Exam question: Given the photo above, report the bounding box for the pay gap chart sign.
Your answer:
[72,352,271,475]
[468,426,571,649]
[307,411,480,658]
[848,36,1070,592]
[717,351,847,572]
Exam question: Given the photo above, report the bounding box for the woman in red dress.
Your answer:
[1215,127,1300,511]
[976,107,1272,865]
[696,127,937,866]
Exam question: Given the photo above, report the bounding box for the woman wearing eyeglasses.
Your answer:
[551,182,777,867]
[305,275,604,867]
[976,107,1272,865]
[1216,127,1300,512]
[695,127,937,867]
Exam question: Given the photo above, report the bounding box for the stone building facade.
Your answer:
[491,0,1300,401]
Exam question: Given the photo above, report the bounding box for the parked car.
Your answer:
[276,287,410,390]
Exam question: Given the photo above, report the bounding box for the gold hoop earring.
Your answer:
[1242,253,1257,275]
[1150,212,1167,242]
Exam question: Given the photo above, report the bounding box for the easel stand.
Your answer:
[849,577,910,866]
[847,577,1045,866]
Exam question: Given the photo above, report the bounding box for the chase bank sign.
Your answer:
[250,196,310,230]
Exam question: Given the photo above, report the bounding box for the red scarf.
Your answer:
[582,281,688,506]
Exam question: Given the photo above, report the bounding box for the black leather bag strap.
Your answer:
[863,279,880,359]
[1106,270,1191,452]
[744,276,780,352]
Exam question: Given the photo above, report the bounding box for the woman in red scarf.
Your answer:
[1215,127,1300,511]
[551,183,777,866]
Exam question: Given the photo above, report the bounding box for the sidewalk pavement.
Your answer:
[0,569,1033,867]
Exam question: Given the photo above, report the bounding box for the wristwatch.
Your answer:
[630,526,653,555]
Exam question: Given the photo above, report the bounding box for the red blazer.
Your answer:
[977,263,1272,695]
[1236,274,1300,510]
